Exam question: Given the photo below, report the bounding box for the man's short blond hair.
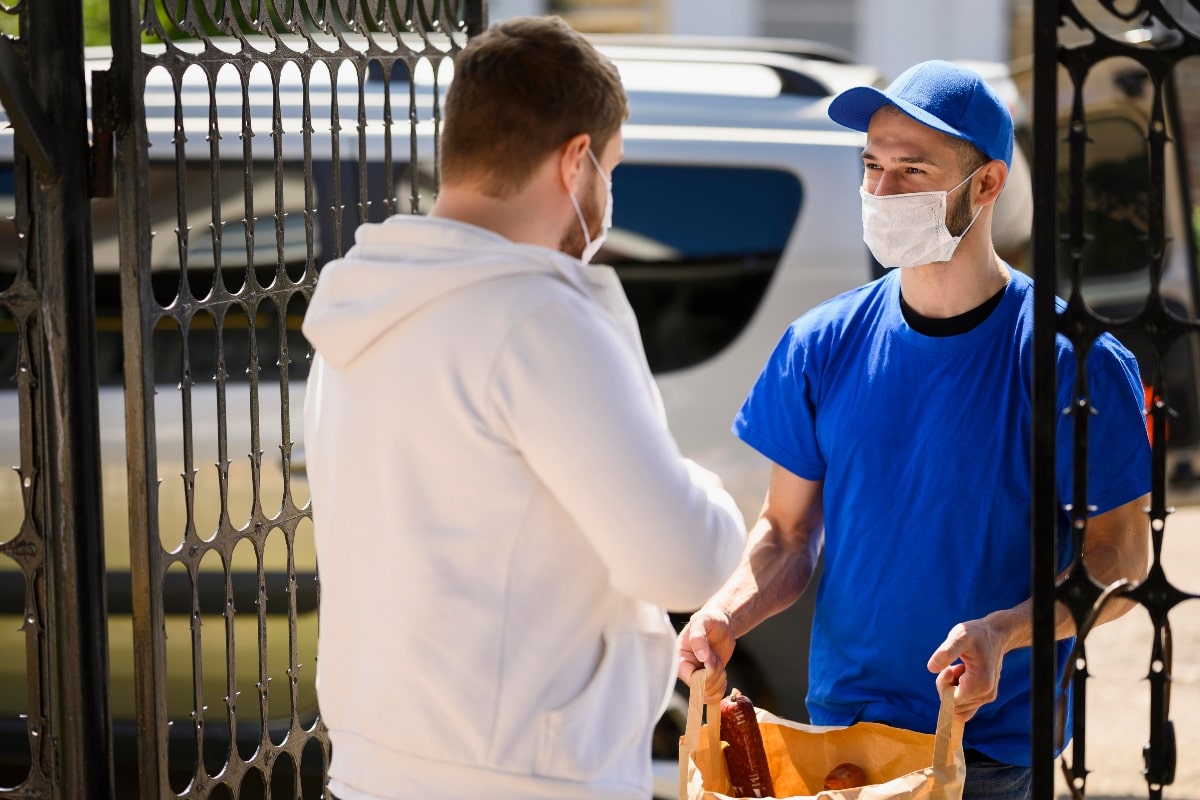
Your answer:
[440,16,628,198]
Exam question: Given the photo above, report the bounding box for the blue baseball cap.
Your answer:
[827,60,1014,168]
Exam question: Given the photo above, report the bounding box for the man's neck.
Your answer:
[897,232,1010,319]
[430,173,566,251]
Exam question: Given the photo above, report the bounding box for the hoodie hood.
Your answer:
[302,215,603,368]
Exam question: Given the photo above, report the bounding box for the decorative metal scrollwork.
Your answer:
[1035,2,1200,799]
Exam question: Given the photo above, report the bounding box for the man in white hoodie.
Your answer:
[301,15,747,800]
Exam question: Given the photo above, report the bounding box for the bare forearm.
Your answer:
[982,528,1150,652]
[706,516,821,639]
[931,499,1149,722]
[677,468,823,697]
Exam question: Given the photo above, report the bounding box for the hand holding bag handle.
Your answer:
[932,681,965,772]
[679,668,729,799]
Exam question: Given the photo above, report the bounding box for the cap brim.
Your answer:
[828,85,972,145]
[827,86,890,132]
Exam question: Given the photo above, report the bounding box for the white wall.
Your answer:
[856,0,1009,82]
[757,0,856,53]
[487,0,549,23]
[670,0,758,36]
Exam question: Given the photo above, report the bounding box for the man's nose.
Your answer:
[869,171,900,196]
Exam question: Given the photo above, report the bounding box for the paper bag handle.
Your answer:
[681,668,705,757]
[679,669,725,799]
[932,681,965,769]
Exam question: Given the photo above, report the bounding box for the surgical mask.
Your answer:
[568,148,613,264]
[860,166,983,268]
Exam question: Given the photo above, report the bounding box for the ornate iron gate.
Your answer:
[0,0,114,797]
[0,0,484,797]
[1031,2,1200,799]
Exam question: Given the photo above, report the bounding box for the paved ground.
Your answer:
[1057,497,1200,800]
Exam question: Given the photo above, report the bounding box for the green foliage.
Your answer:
[1194,205,1200,263]
[0,0,111,46]
[0,9,18,39]
[83,0,110,45]
[0,1,378,46]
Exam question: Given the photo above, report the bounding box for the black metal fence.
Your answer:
[1032,2,1200,799]
[0,0,483,797]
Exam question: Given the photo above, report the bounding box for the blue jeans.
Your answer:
[962,750,1032,800]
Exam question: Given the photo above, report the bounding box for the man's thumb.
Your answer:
[927,634,963,674]
[688,628,712,667]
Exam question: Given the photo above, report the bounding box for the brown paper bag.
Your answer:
[679,669,965,800]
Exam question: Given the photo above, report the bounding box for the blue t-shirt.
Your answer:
[733,269,1151,766]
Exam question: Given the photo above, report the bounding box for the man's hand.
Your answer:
[927,614,1014,722]
[678,609,737,703]
[926,496,1150,722]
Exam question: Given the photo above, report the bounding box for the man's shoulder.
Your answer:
[789,273,894,336]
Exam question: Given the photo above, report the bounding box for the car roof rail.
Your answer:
[586,35,875,98]
[585,33,858,65]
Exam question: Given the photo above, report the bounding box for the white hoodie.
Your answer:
[301,215,746,800]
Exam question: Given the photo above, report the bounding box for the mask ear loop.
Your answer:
[949,163,985,195]
[948,163,993,241]
[567,147,601,253]
[586,148,611,189]
[567,190,593,252]
[570,148,613,261]
[865,161,985,200]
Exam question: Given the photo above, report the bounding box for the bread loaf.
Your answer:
[823,762,868,791]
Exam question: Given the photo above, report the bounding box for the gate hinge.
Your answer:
[90,69,115,198]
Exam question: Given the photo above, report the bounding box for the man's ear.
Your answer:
[558,132,592,194]
[975,160,1009,206]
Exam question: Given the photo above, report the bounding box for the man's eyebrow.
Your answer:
[860,149,941,166]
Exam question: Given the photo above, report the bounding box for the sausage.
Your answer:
[720,688,775,798]
[823,762,868,791]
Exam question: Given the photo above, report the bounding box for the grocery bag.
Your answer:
[678,668,965,800]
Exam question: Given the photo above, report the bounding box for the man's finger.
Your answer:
[927,629,966,674]
[935,663,965,694]
[936,664,982,723]
[687,626,716,670]
[703,670,727,703]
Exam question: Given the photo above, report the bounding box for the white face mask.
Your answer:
[860,166,983,269]
[568,148,613,264]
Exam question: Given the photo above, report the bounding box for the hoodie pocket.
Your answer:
[533,610,675,785]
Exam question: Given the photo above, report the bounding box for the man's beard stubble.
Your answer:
[946,179,975,238]
[558,169,603,260]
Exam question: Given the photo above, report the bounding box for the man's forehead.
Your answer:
[864,108,960,161]
[866,104,936,136]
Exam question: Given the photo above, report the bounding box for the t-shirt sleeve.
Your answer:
[732,324,827,481]
[1056,338,1152,515]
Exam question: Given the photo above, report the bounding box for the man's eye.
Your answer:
[864,163,881,171]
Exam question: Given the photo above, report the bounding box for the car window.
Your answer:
[1056,115,1151,280]
[0,304,16,388]
[1176,57,1200,297]
[0,159,20,366]
[6,160,809,383]
[83,270,312,389]
[602,163,803,374]
[0,164,12,227]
